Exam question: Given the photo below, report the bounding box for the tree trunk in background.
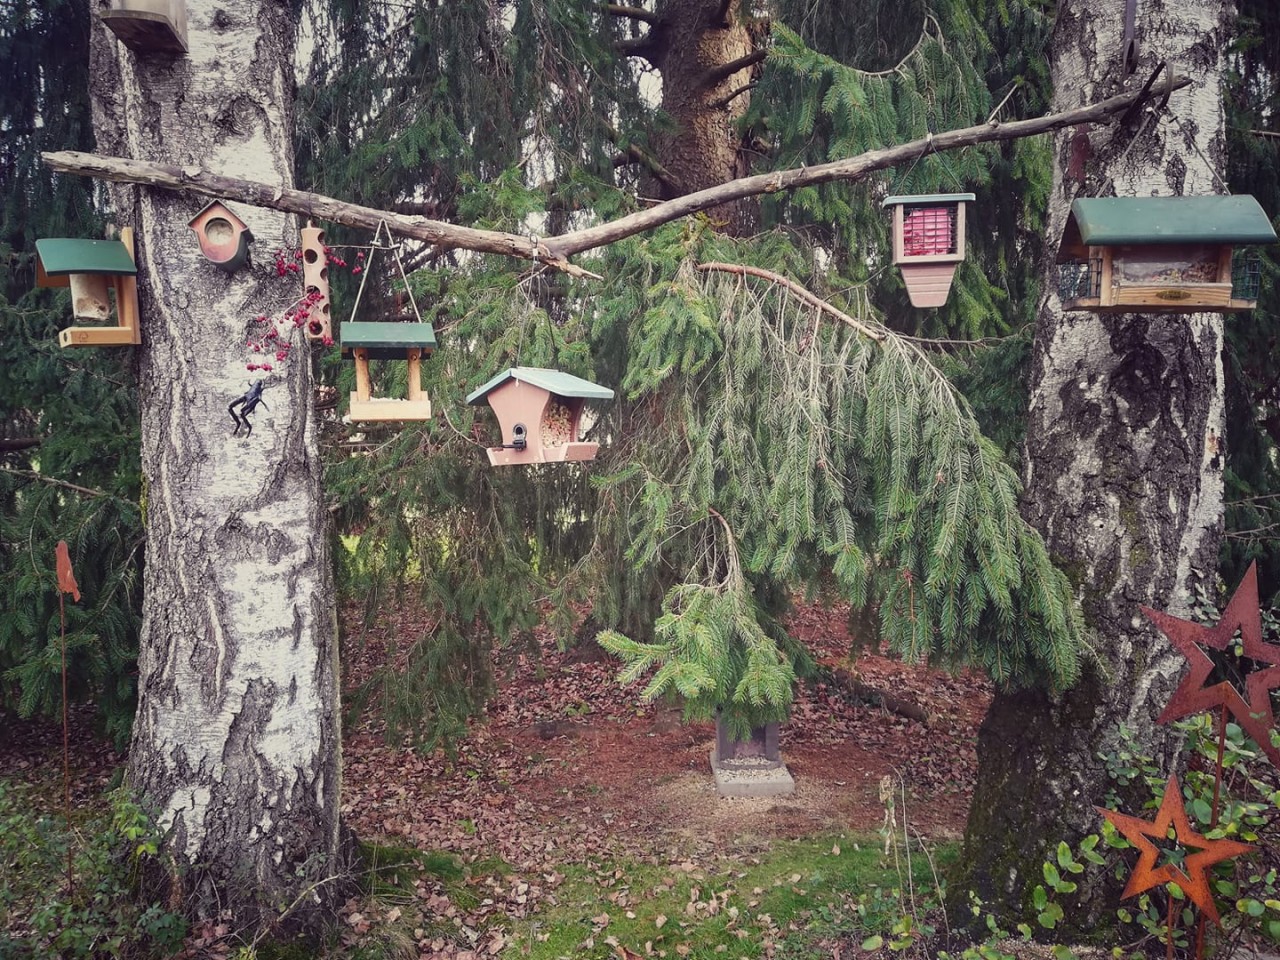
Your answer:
[649,0,760,235]
[91,0,354,935]
[951,0,1231,931]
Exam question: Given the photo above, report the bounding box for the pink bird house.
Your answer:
[188,201,253,272]
[883,192,974,307]
[467,367,614,467]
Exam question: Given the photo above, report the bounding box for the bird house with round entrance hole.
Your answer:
[189,201,253,272]
[100,0,188,55]
[1055,196,1277,313]
[882,193,975,307]
[341,322,436,422]
[36,231,141,348]
[467,367,614,467]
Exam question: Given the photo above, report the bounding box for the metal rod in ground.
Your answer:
[1195,702,1231,960]
[60,591,73,896]
[1167,892,1176,960]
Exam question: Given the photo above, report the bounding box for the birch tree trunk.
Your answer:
[90,0,354,934]
[951,0,1231,931]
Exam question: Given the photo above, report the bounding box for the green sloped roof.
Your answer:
[36,238,137,275]
[1070,196,1278,246]
[467,367,615,405]
[341,321,436,359]
[882,193,975,208]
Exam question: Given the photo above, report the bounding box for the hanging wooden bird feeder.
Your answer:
[36,230,141,348]
[466,367,614,467]
[189,201,253,272]
[882,192,975,308]
[1056,196,1277,313]
[299,223,331,341]
[340,222,436,422]
[100,0,188,55]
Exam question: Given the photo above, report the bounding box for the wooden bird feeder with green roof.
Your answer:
[1056,196,1277,313]
[36,230,141,348]
[467,367,614,466]
[341,321,436,422]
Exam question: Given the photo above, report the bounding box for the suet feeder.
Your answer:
[883,193,975,308]
[100,0,188,55]
[36,230,141,348]
[466,367,614,467]
[189,201,252,272]
[299,223,331,341]
[1056,196,1277,313]
[341,322,436,422]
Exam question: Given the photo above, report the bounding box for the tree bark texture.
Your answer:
[646,0,762,234]
[952,0,1231,932]
[90,0,353,934]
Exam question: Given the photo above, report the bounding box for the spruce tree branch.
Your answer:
[614,35,658,61]
[697,49,768,90]
[0,438,42,453]
[0,466,111,498]
[42,76,1191,275]
[600,3,660,25]
[697,262,885,342]
[710,82,756,110]
[604,123,682,191]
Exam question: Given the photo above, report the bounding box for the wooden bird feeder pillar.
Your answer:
[466,367,614,467]
[1056,196,1278,313]
[188,201,253,272]
[299,224,331,341]
[100,0,188,55]
[882,193,975,308]
[341,322,436,422]
[36,231,141,348]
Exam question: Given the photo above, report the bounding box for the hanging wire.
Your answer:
[346,220,428,326]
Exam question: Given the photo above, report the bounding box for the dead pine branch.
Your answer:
[42,73,1190,277]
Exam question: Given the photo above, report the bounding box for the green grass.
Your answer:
[504,834,959,959]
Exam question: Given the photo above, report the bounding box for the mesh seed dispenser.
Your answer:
[882,193,975,307]
[467,367,614,467]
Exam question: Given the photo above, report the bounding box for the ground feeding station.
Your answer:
[188,201,252,272]
[1056,196,1278,312]
[36,231,140,348]
[466,367,614,467]
[99,0,187,55]
[710,717,794,798]
[882,192,975,308]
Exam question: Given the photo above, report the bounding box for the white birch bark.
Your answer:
[953,0,1231,930]
[89,0,353,931]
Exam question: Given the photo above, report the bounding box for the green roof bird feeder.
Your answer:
[341,322,436,422]
[36,230,141,348]
[340,221,436,422]
[467,367,614,467]
[100,0,188,55]
[1056,196,1277,313]
[883,193,975,307]
[189,201,252,272]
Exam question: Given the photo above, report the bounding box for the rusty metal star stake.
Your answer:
[54,540,80,896]
[1142,562,1280,769]
[1098,774,1254,932]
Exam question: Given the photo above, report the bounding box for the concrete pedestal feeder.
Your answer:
[710,716,794,798]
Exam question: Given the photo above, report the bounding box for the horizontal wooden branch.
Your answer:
[697,49,768,90]
[42,74,1189,276]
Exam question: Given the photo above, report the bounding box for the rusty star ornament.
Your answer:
[1098,774,1254,925]
[1142,563,1280,768]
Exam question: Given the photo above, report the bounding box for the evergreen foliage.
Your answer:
[0,0,142,745]
[297,0,1081,741]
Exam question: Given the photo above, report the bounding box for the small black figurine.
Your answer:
[229,380,269,437]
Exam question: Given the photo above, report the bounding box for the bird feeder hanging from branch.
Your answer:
[466,367,614,467]
[36,230,141,348]
[1055,196,1277,313]
[882,193,975,308]
[340,222,435,422]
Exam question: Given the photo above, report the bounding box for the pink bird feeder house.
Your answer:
[467,367,614,467]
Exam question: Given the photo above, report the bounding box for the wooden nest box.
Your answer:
[100,0,188,55]
[341,321,436,422]
[1056,196,1277,313]
[188,201,252,272]
[36,231,141,348]
[466,367,614,467]
[882,193,975,307]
